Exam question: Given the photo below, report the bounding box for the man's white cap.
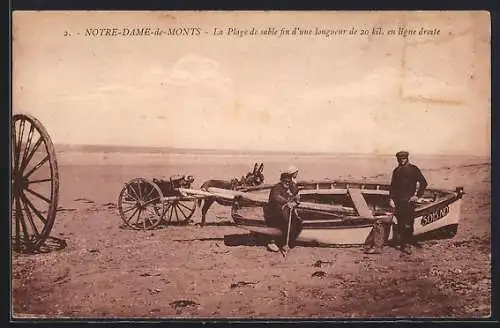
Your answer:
[284,165,299,175]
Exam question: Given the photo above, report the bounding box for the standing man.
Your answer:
[265,166,302,252]
[389,151,428,255]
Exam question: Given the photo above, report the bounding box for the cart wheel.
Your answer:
[12,114,59,253]
[164,199,197,224]
[118,178,164,230]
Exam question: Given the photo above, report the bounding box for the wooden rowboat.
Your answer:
[205,180,465,246]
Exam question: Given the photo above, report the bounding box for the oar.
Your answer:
[281,205,294,258]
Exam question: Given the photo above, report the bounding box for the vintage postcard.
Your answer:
[11,11,491,319]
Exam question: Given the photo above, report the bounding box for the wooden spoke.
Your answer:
[12,122,19,173]
[19,136,43,174]
[134,208,143,226]
[173,205,181,223]
[25,187,52,204]
[159,203,171,220]
[168,203,174,223]
[156,198,196,226]
[128,185,140,201]
[122,203,139,214]
[19,125,36,173]
[20,195,42,239]
[15,194,31,248]
[143,196,161,207]
[176,203,188,219]
[123,190,138,202]
[20,192,48,225]
[14,195,22,250]
[24,154,49,179]
[121,198,137,204]
[177,201,193,212]
[15,120,26,173]
[177,200,197,221]
[28,178,53,184]
[143,207,154,223]
[137,180,143,199]
[125,207,140,225]
[144,207,158,227]
[145,207,161,229]
[143,185,156,201]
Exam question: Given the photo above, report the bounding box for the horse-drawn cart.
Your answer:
[117,175,201,230]
[117,164,265,230]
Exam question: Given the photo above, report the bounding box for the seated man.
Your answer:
[264,167,302,252]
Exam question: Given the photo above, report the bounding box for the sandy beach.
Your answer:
[11,150,491,319]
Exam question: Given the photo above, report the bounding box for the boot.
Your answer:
[402,245,412,255]
[266,240,280,252]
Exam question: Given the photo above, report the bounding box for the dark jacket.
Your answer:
[265,182,294,223]
[389,163,428,201]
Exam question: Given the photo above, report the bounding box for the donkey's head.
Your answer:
[244,163,265,186]
[179,175,195,188]
[230,177,241,189]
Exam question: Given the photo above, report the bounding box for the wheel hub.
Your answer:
[13,173,28,193]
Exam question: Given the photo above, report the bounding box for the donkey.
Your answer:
[197,163,265,226]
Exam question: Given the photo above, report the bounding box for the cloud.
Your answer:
[299,67,401,102]
[401,74,469,102]
[401,33,475,103]
[165,54,234,93]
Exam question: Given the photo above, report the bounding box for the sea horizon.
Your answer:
[54,143,491,161]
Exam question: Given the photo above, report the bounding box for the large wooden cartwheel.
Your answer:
[11,114,59,252]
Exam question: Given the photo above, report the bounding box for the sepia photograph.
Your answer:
[11,11,491,319]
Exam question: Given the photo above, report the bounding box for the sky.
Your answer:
[12,11,491,156]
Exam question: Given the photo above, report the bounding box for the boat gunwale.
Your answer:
[239,179,463,195]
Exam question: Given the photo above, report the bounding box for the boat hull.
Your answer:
[233,202,461,245]
[230,181,464,245]
[233,218,375,245]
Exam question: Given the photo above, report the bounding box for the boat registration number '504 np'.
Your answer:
[421,206,449,226]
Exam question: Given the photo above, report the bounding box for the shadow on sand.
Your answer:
[193,221,236,227]
[12,236,68,255]
[173,233,375,249]
[119,220,236,231]
[222,233,365,248]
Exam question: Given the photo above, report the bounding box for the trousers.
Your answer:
[265,205,303,247]
[394,199,415,247]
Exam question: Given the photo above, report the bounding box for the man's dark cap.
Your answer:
[396,151,409,158]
